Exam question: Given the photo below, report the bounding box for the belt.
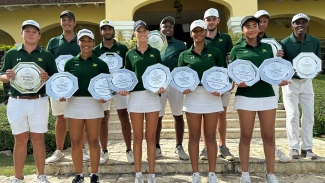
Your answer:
[11,94,46,100]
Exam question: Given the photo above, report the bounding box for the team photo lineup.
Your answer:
[0,4,323,183]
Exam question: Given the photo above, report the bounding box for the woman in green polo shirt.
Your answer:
[230,16,289,183]
[122,20,164,183]
[178,19,225,183]
[61,29,109,183]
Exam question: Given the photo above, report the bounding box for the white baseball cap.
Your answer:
[204,8,219,19]
[190,20,207,32]
[254,10,271,19]
[77,29,94,40]
[100,19,114,28]
[22,20,40,31]
[292,13,310,23]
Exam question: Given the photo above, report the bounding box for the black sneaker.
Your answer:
[72,174,85,183]
[301,149,317,160]
[90,173,100,183]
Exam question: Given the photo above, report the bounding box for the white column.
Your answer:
[227,17,244,33]
[113,21,134,40]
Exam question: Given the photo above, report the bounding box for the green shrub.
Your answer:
[313,75,325,136]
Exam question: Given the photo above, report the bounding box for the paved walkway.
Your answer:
[2,173,325,183]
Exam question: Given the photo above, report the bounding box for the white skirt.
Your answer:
[128,90,161,113]
[183,86,224,114]
[64,97,104,119]
[233,96,277,111]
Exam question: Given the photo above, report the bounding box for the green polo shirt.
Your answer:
[64,54,109,96]
[236,33,272,46]
[92,40,128,68]
[161,37,187,71]
[230,40,274,98]
[178,44,225,85]
[205,31,233,65]
[281,33,321,79]
[46,34,80,58]
[125,45,162,91]
[0,45,58,96]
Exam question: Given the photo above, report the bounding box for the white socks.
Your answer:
[242,172,249,177]
[135,172,142,178]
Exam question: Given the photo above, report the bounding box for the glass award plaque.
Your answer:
[55,55,74,72]
[108,68,138,92]
[228,59,260,86]
[201,66,232,95]
[98,52,123,72]
[88,73,114,100]
[142,63,172,93]
[170,66,199,93]
[147,30,168,53]
[292,52,322,79]
[46,72,79,100]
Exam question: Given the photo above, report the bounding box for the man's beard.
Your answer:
[103,34,115,40]
[207,26,217,32]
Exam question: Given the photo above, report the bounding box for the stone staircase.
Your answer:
[44,91,325,176]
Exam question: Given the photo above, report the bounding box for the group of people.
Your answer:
[0,6,321,183]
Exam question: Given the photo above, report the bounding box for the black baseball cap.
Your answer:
[60,10,75,21]
[240,16,260,29]
[160,16,175,25]
[134,20,148,31]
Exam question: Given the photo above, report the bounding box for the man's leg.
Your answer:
[99,100,111,164]
[30,133,46,175]
[282,80,301,159]
[13,132,29,179]
[155,89,168,158]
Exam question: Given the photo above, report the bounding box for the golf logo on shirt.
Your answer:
[262,49,267,53]
[116,51,120,55]
[92,63,97,67]
[219,39,223,42]
[150,54,154,57]
[207,54,212,57]
[38,58,43,61]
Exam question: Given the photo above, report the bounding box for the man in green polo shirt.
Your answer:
[154,16,189,160]
[45,10,90,164]
[281,13,321,160]
[0,20,57,183]
[93,19,134,164]
[200,8,235,161]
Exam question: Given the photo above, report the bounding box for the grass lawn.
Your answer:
[0,154,37,176]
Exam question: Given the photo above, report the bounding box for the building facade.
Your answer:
[0,0,324,54]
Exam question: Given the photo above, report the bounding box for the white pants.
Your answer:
[159,86,183,117]
[282,79,314,150]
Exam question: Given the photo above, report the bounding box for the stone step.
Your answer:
[44,139,325,175]
[107,118,287,130]
[107,110,287,121]
[106,127,288,140]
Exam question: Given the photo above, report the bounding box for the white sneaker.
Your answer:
[240,174,251,183]
[45,150,65,164]
[265,173,279,183]
[147,175,156,183]
[9,177,26,183]
[99,151,109,164]
[208,173,219,183]
[126,150,134,163]
[192,173,201,183]
[134,176,144,183]
[199,147,208,160]
[37,174,50,183]
[175,145,189,160]
[275,147,291,162]
[82,149,90,162]
[156,148,162,158]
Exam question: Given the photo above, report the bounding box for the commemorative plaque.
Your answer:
[88,73,114,100]
[293,52,322,79]
[147,30,168,53]
[108,68,138,92]
[201,67,232,94]
[228,59,260,86]
[98,52,123,72]
[259,57,295,85]
[142,63,172,93]
[55,55,74,72]
[170,66,200,93]
[10,62,44,94]
[46,72,79,100]
[261,38,282,58]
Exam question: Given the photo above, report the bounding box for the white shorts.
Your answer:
[7,96,49,135]
[102,100,111,111]
[233,96,277,111]
[128,90,161,113]
[183,86,224,114]
[221,91,231,107]
[64,97,104,119]
[102,94,128,111]
[50,97,67,116]
[159,86,183,117]
[272,85,279,103]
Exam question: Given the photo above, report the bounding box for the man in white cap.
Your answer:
[93,19,134,164]
[1,20,58,183]
[281,13,321,160]
[46,10,91,164]
[155,16,189,160]
[200,8,235,161]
